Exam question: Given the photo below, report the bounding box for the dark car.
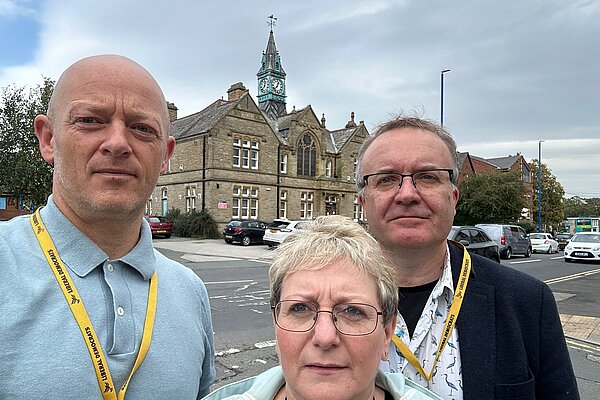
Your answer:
[448,226,501,263]
[144,216,173,238]
[476,223,532,259]
[223,220,269,246]
[555,233,573,251]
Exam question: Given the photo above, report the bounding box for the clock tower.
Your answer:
[257,16,287,120]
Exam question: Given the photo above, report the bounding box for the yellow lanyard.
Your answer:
[392,243,471,381]
[30,209,158,399]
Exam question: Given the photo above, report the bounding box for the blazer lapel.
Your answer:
[449,242,496,399]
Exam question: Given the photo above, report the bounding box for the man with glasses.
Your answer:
[356,116,578,399]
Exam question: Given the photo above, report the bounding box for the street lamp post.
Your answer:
[440,69,451,126]
[538,140,544,232]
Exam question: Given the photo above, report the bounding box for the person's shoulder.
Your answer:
[449,242,545,289]
[202,366,283,400]
[377,370,442,399]
[470,252,545,288]
[153,249,208,293]
[0,214,33,249]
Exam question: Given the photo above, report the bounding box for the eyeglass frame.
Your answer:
[361,168,454,191]
[271,300,383,336]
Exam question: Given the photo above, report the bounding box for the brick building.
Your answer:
[151,28,368,228]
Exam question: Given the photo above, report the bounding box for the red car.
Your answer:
[144,216,173,238]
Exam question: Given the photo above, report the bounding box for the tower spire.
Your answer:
[257,15,287,120]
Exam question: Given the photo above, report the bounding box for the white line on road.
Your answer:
[545,268,600,285]
[255,340,276,349]
[551,256,565,260]
[510,259,541,264]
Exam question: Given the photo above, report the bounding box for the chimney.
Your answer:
[321,113,326,128]
[167,102,178,122]
[345,112,357,128]
[227,82,248,101]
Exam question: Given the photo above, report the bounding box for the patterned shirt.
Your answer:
[381,245,463,399]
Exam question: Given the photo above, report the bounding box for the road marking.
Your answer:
[205,279,254,285]
[509,259,541,264]
[215,348,241,356]
[255,340,276,349]
[566,338,600,354]
[551,256,565,260]
[545,268,600,285]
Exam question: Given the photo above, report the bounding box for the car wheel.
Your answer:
[525,247,532,258]
[267,244,276,248]
[504,248,512,259]
[242,236,251,246]
[165,234,171,239]
[547,247,552,254]
[224,239,233,244]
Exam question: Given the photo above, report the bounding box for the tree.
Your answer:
[530,160,565,232]
[455,171,526,225]
[564,196,600,217]
[0,78,55,208]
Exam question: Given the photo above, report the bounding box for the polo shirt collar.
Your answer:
[39,196,156,280]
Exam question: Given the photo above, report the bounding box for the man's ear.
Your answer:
[160,136,176,174]
[34,115,55,165]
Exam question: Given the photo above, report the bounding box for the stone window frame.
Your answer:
[186,186,197,213]
[300,191,314,220]
[279,190,288,219]
[297,133,317,177]
[353,195,364,222]
[233,136,260,170]
[280,153,288,174]
[232,185,259,219]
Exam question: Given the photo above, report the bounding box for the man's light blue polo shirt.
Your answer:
[0,196,215,399]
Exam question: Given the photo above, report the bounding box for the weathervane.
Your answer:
[268,14,277,30]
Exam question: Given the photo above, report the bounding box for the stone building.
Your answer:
[150,28,369,229]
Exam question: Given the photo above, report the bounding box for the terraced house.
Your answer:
[150,28,369,229]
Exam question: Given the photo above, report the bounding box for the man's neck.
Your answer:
[383,243,448,287]
[53,197,142,260]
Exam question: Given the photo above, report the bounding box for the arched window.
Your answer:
[297,134,316,176]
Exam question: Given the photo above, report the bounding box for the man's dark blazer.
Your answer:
[449,241,579,399]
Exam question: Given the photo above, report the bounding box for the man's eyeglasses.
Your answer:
[362,169,454,193]
[272,300,382,336]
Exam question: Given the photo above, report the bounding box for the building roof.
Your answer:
[483,154,521,170]
[171,99,236,140]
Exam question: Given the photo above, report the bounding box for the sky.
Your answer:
[1,0,598,198]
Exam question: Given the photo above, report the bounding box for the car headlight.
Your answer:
[565,244,573,251]
[593,246,600,251]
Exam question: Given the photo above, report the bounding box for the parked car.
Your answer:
[223,220,269,246]
[529,233,559,254]
[475,224,532,259]
[556,233,573,251]
[564,232,600,263]
[262,219,308,248]
[144,215,173,238]
[448,226,500,263]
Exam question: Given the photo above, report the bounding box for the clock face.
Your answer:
[272,79,283,94]
[260,78,268,93]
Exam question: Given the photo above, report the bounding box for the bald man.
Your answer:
[0,55,215,399]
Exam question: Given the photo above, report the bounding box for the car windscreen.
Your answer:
[529,234,545,240]
[269,221,290,229]
[227,221,243,227]
[571,234,600,243]
[148,217,161,223]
